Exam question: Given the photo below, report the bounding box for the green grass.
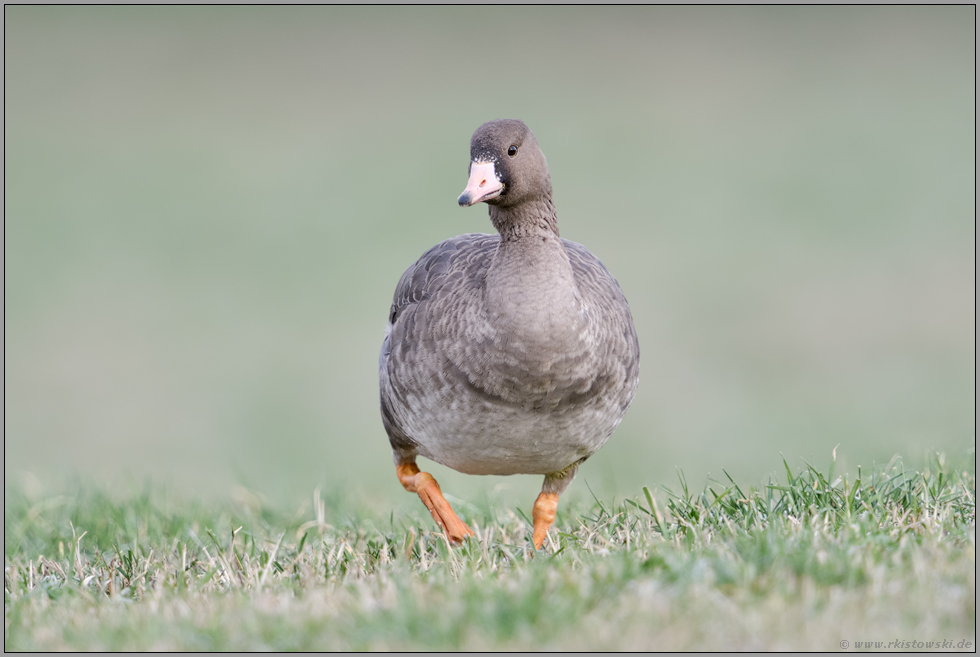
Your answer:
[4,453,975,650]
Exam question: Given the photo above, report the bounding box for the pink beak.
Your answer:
[458,161,503,207]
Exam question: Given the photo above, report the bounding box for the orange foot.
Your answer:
[532,492,559,549]
[397,463,474,544]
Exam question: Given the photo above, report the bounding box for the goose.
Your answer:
[379,119,639,549]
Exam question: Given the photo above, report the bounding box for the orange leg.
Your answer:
[532,492,559,549]
[396,463,474,544]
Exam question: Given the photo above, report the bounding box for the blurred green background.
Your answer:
[5,7,975,507]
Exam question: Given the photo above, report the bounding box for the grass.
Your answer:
[4,453,975,651]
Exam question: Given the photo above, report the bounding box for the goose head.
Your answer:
[457,119,552,209]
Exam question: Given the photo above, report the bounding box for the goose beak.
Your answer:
[458,161,503,207]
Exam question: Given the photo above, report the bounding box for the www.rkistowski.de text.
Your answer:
[840,639,974,650]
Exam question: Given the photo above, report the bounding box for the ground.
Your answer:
[4,453,974,650]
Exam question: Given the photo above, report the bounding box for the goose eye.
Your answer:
[507,145,518,157]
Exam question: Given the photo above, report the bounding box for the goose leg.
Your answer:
[396,462,474,543]
[532,463,580,549]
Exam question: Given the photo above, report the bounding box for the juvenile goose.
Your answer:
[379,119,639,549]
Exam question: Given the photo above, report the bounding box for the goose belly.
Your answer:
[404,394,625,476]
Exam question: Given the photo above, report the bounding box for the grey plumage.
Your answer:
[379,119,639,500]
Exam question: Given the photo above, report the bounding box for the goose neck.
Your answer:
[489,196,560,241]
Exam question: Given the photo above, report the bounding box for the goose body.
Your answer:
[379,119,639,547]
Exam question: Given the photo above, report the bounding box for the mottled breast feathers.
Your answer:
[380,232,639,462]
